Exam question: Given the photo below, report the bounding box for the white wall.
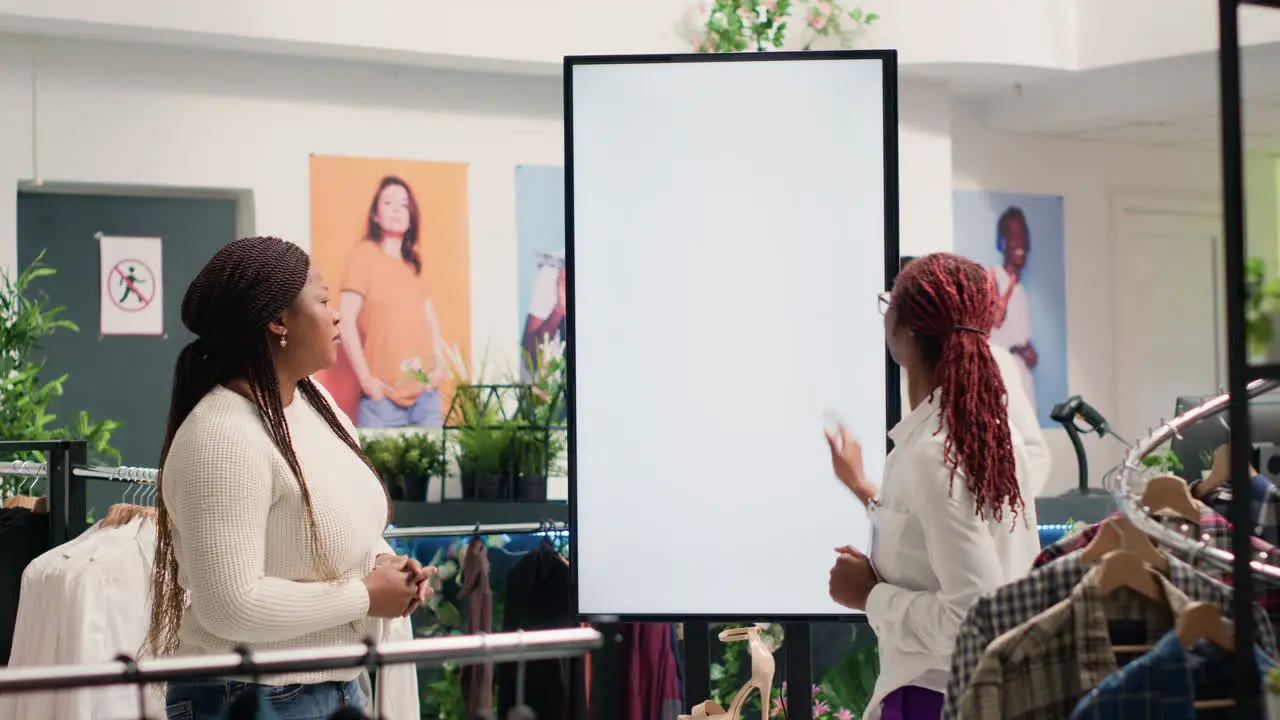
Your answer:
[952,106,1223,495]
[0,36,954,382]
[7,33,1244,500]
[0,36,565,374]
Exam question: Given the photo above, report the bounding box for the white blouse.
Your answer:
[861,392,1040,720]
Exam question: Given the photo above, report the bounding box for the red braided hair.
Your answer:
[891,253,1023,523]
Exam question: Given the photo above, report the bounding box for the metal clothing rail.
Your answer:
[383,521,568,539]
[1112,377,1280,585]
[2,461,569,542]
[0,627,601,694]
[0,462,158,484]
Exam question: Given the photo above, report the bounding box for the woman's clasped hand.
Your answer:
[365,554,437,618]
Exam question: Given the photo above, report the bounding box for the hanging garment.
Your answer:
[941,550,1276,720]
[1190,473,1280,547]
[956,565,1196,720]
[1,516,159,720]
[497,544,573,720]
[669,624,685,710]
[362,614,420,720]
[460,538,494,717]
[0,506,50,664]
[1070,630,1275,719]
[621,624,682,720]
[1033,507,1280,640]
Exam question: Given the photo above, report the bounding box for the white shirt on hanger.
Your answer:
[861,392,1040,720]
[2,517,159,720]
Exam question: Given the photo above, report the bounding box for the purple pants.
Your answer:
[879,686,944,720]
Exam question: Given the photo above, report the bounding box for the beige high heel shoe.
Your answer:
[679,625,775,720]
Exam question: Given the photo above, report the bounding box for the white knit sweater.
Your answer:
[162,383,390,685]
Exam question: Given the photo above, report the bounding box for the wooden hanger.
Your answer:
[101,504,156,528]
[1097,549,1165,602]
[1141,474,1199,521]
[3,495,37,510]
[1177,602,1238,711]
[1177,601,1234,651]
[1082,516,1169,573]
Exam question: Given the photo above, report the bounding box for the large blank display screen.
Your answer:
[568,53,897,618]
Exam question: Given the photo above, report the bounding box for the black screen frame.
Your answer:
[564,49,901,622]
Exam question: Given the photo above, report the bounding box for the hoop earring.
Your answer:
[279,329,288,349]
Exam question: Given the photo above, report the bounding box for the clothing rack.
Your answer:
[1112,378,1280,586]
[0,440,88,546]
[0,627,601,694]
[383,521,568,539]
[0,460,570,543]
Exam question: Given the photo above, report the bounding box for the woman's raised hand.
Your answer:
[825,425,866,494]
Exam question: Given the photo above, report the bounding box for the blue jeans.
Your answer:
[165,678,362,719]
[357,390,442,429]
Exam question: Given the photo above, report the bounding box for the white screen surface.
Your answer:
[570,55,893,617]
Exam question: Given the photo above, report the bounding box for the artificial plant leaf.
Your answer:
[434,600,464,629]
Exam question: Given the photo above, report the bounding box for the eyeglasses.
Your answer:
[877,292,891,316]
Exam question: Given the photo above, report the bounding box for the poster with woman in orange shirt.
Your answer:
[309,156,471,428]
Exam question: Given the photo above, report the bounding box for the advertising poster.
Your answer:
[515,165,566,382]
[953,189,1067,427]
[309,155,472,429]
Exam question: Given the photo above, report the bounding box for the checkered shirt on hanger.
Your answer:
[941,550,1277,720]
[956,565,1195,720]
[1191,476,1280,549]
[1069,629,1275,719]
[1032,507,1280,627]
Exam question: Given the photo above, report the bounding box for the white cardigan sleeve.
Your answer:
[863,449,1006,656]
[163,420,370,643]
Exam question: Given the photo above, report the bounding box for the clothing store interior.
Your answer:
[5,1,1280,719]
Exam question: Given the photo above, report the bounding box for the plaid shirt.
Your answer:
[942,551,1277,720]
[956,565,1194,720]
[1192,474,1280,548]
[1032,506,1280,633]
[1069,630,1275,719]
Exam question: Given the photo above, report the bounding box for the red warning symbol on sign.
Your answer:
[108,259,156,312]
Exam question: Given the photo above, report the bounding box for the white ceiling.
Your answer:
[973,33,1280,154]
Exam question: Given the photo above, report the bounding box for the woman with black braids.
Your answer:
[150,236,434,718]
[824,253,1040,720]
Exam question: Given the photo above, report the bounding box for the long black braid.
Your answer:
[147,236,389,657]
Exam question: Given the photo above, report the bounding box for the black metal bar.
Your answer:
[390,501,568,528]
[588,619,621,720]
[684,621,710,709]
[66,442,88,539]
[570,654,588,720]
[1219,0,1258,715]
[784,623,811,720]
[49,442,70,545]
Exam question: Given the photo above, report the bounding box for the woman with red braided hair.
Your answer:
[824,253,1040,720]
[150,236,435,718]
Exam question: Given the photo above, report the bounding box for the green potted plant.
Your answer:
[0,252,122,500]
[400,432,444,502]
[361,433,407,499]
[1141,447,1183,475]
[457,419,511,500]
[682,0,878,53]
[1245,256,1280,363]
[508,350,567,502]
